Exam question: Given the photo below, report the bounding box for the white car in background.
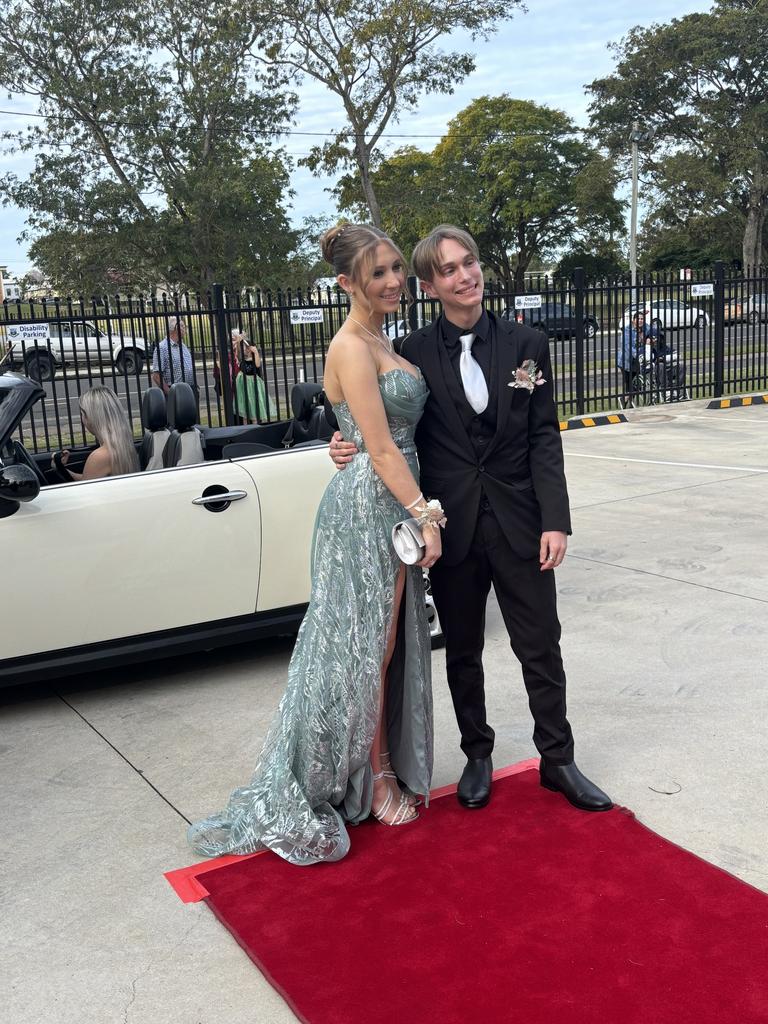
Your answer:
[384,318,432,343]
[620,300,709,330]
[747,294,767,323]
[3,319,149,381]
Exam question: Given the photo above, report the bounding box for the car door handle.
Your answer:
[192,490,248,506]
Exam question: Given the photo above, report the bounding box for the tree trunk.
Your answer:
[355,141,382,228]
[743,154,766,272]
[514,222,530,291]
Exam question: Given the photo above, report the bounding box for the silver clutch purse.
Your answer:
[391,517,426,564]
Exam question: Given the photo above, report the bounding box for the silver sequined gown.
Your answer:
[188,368,433,865]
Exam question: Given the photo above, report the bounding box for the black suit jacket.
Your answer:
[400,314,571,566]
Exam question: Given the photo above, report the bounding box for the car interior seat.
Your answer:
[139,386,171,470]
[163,382,205,467]
[281,382,334,447]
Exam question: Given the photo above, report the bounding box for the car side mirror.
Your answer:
[0,463,40,519]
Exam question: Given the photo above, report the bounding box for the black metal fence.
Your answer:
[1,262,766,453]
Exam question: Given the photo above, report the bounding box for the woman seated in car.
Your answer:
[51,386,140,480]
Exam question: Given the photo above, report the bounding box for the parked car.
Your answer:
[619,300,709,330]
[0,373,442,686]
[501,302,600,339]
[1,320,149,381]
[747,294,767,323]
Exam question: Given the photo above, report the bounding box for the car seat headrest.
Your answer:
[167,382,198,430]
[290,382,323,422]
[141,386,168,431]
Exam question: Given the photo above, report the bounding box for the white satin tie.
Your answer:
[459,332,489,414]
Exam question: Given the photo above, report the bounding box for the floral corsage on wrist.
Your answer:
[509,358,546,393]
[413,498,447,532]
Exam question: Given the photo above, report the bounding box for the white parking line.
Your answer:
[566,452,768,474]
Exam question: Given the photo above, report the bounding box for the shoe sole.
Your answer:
[539,776,613,812]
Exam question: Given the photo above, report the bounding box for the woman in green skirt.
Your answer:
[232,329,271,422]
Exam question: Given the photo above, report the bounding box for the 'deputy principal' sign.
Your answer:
[514,295,543,309]
[290,308,324,325]
[690,283,714,298]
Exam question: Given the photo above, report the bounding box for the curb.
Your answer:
[706,394,768,409]
[559,413,627,432]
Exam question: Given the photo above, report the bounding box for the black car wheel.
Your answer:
[584,320,598,339]
[694,315,707,329]
[24,352,55,382]
[116,348,144,375]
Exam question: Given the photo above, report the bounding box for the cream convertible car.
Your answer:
[0,374,441,688]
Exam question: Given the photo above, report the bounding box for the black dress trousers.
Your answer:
[429,507,575,765]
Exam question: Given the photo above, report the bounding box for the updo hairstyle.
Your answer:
[320,223,408,295]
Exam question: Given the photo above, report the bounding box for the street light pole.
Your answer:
[630,121,640,294]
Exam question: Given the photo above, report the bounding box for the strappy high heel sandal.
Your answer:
[371,771,419,826]
[380,752,421,807]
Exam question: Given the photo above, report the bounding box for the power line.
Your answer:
[0,106,593,140]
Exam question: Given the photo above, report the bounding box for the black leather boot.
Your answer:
[457,756,493,809]
[539,760,612,811]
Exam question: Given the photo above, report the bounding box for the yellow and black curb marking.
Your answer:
[707,394,768,410]
[559,413,627,432]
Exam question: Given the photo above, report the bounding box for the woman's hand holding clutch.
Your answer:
[417,525,441,569]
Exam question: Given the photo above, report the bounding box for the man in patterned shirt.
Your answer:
[151,317,196,397]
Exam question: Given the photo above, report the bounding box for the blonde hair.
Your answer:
[79,386,140,476]
[412,224,480,283]
[320,223,409,296]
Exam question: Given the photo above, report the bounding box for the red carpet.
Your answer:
[170,764,768,1023]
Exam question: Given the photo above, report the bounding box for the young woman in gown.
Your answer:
[188,224,442,865]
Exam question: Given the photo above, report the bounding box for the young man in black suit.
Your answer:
[331,224,610,812]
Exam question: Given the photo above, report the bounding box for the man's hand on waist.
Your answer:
[329,430,358,470]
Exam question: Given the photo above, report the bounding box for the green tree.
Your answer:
[554,247,627,280]
[0,0,297,293]
[638,151,743,269]
[261,215,335,293]
[261,0,522,227]
[334,146,436,259]
[588,0,768,271]
[340,97,625,289]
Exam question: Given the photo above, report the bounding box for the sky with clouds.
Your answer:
[0,0,709,277]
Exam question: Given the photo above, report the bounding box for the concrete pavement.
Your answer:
[2,398,767,1023]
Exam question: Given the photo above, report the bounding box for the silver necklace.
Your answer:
[347,315,394,353]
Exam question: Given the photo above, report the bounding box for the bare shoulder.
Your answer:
[83,446,112,478]
[325,329,378,377]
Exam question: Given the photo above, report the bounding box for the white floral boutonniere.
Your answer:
[509,358,546,393]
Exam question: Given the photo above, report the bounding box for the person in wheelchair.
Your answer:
[646,325,689,402]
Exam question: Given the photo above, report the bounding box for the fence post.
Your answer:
[212,282,235,425]
[407,275,419,331]
[713,260,725,398]
[573,266,586,415]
